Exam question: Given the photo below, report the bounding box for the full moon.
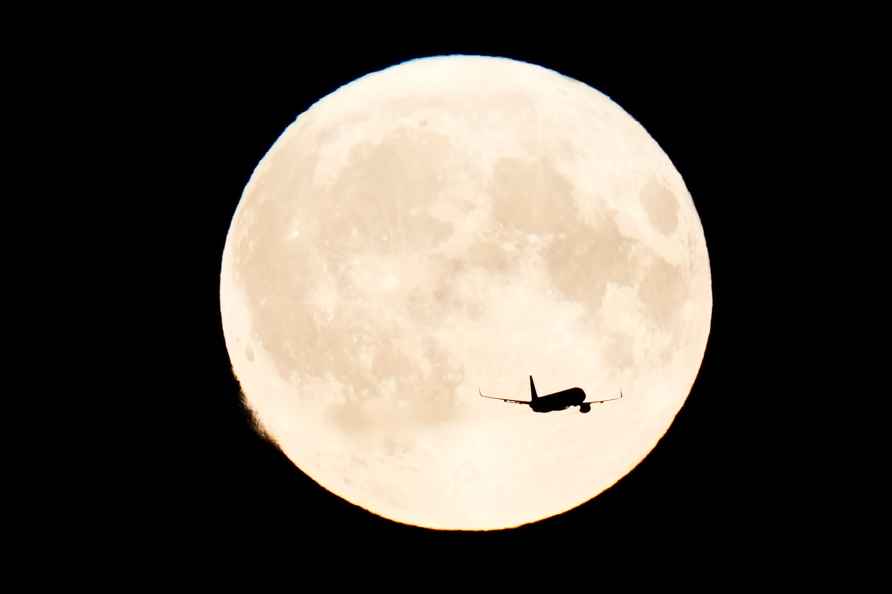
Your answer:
[220,55,711,530]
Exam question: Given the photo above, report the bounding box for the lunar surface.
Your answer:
[220,55,712,530]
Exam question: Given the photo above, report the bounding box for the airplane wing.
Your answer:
[584,390,623,404]
[479,388,529,405]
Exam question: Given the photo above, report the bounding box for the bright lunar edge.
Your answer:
[220,55,712,530]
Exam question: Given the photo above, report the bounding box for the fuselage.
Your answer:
[530,387,586,413]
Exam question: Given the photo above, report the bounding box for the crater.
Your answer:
[315,127,461,257]
[488,156,643,316]
[463,237,514,276]
[639,255,687,331]
[409,340,463,425]
[326,335,464,435]
[489,156,579,237]
[603,331,635,374]
[329,395,374,434]
[544,207,640,315]
[639,177,679,235]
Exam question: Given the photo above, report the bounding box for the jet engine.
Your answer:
[579,403,591,413]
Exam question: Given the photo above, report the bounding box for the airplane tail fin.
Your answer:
[529,375,538,401]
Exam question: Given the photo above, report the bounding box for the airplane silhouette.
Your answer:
[479,376,622,414]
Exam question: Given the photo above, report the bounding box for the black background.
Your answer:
[126,31,800,563]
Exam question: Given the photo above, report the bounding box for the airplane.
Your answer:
[479,376,622,414]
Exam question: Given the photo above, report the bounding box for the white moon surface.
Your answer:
[220,55,712,530]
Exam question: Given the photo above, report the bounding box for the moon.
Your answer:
[220,55,712,530]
